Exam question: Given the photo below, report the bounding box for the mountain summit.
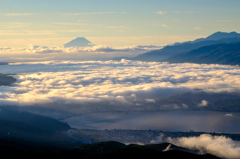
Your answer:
[64,37,94,48]
[205,31,240,41]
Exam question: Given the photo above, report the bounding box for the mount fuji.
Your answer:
[64,37,94,48]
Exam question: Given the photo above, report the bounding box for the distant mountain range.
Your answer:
[128,31,240,65]
[64,37,94,48]
[166,42,240,65]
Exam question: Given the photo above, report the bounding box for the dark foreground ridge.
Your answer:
[0,139,221,159]
[0,107,230,158]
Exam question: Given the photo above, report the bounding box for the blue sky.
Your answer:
[0,0,240,47]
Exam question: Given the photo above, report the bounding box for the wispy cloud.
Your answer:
[57,29,90,33]
[0,30,55,36]
[105,25,129,32]
[193,26,202,30]
[155,10,195,15]
[105,25,128,29]
[172,10,196,14]
[0,22,31,29]
[5,13,32,16]
[156,11,166,15]
[53,22,88,26]
[161,24,169,28]
[0,29,90,36]
[61,12,126,16]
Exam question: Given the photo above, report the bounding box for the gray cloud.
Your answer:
[0,47,11,51]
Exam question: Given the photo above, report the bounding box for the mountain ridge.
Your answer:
[165,42,240,65]
[130,31,240,65]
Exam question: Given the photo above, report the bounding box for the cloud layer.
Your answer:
[0,44,164,54]
[0,45,164,62]
[168,134,240,158]
[0,60,240,113]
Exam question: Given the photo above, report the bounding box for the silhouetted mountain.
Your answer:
[132,31,240,62]
[76,141,127,153]
[181,31,240,44]
[0,107,70,132]
[0,74,16,86]
[132,40,224,61]
[165,42,240,65]
[0,140,220,159]
[0,107,77,147]
[63,37,94,47]
[205,31,240,41]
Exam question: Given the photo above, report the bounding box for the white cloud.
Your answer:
[168,134,240,158]
[225,113,234,117]
[0,60,240,113]
[197,100,208,107]
[0,44,163,54]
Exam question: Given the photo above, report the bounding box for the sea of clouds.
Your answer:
[1,59,240,132]
[1,59,240,112]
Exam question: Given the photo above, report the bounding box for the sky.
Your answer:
[0,0,240,48]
